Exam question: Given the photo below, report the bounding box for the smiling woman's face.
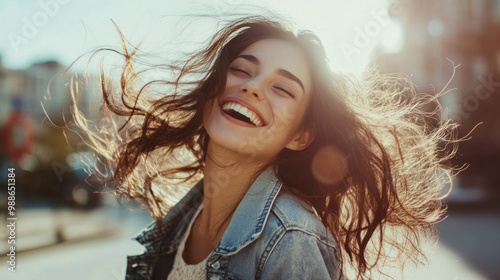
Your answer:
[203,39,314,163]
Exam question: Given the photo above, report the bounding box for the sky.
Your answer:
[0,0,404,77]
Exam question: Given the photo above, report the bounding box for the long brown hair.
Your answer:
[66,15,459,279]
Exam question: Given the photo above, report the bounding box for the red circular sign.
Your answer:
[1,110,36,163]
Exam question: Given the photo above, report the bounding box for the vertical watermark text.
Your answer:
[6,167,17,273]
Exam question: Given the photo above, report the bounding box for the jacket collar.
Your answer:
[133,179,204,255]
[215,166,282,255]
[133,166,282,256]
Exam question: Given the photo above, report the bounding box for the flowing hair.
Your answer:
[64,15,460,279]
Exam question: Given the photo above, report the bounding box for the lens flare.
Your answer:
[311,145,348,185]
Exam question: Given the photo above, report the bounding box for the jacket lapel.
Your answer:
[215,167,282,255]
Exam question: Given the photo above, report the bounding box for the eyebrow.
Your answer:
[237,54,305,93]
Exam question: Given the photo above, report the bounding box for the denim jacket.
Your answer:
[125,167,343,280]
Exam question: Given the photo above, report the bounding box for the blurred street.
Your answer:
[1,195,499,280]
[418,205,500,280]
[0,194,155,280]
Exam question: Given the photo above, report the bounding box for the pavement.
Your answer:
[0,194,125,255]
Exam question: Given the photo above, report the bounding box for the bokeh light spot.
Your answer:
[311,145,348,185]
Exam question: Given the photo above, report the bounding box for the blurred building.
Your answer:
[25,61,71,126]
[0,57,96,129]
[0,55,101,206]
[0,57,28,124]
[374,0,500,198]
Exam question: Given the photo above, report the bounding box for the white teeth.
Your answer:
[240,107,248,116]
[255,118,261,127]
[250,114,256,124]
[222,101,263,127]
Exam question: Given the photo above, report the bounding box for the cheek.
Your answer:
[202,98,218,126]
[271,100,309,141]
[272,100,303,128]
[224,76,239,92]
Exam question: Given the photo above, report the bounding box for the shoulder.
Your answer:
[255,188,342,279]
[270,188,337,247]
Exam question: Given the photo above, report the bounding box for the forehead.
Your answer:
[237,39,312,94]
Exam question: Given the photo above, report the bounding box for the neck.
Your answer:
[198,142,268,243]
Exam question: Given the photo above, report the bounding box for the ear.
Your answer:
[285,123,317,151]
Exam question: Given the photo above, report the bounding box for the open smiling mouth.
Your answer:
[222,102,263,127]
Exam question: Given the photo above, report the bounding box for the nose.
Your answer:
[240,81,263,100]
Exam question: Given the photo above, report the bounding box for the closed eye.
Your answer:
[274,86,295,99]
[229,67,250,76]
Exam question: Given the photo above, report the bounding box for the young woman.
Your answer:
[69,16,458,280]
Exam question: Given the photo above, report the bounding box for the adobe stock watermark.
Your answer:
[210,0,245,16]
[453,73,500,123]
[340,0,408,62]
[7,0,71,53]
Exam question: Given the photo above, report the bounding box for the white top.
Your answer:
[167,203,207,280]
